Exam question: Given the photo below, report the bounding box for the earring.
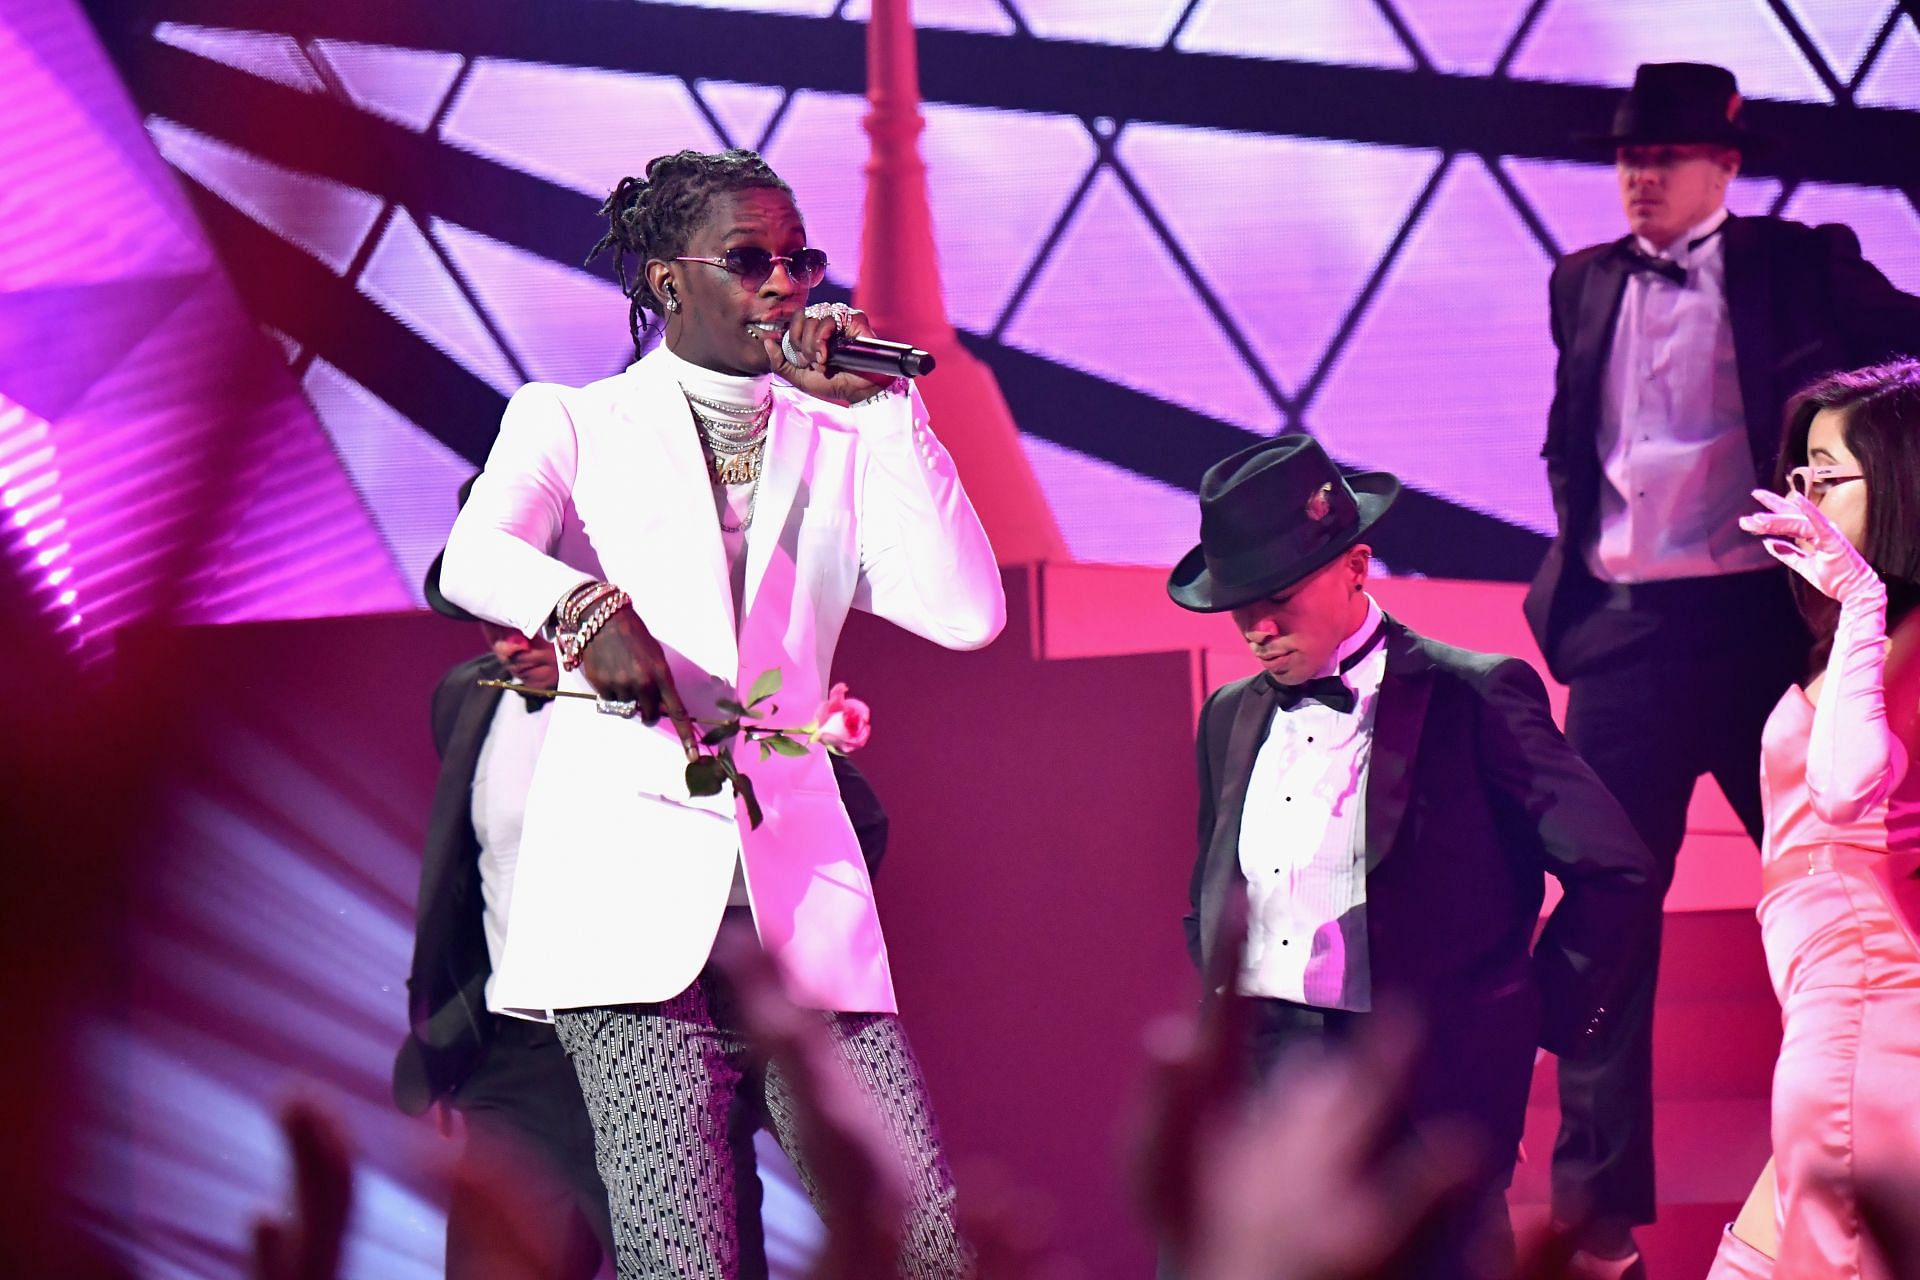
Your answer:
[663,288,680,314]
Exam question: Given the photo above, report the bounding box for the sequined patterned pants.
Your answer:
[552,965,968,1280]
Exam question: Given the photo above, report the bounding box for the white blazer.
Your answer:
[439,349,1005,1014]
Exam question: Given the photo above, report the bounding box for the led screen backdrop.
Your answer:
[29,1,1920,1275]
[80,0,1920,615]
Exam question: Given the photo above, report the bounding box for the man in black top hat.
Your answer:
[1171,436,1660,1280]
[1525,61,1920,1269]
[396,479,894,1278]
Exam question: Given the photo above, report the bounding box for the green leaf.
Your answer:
[735,771,764,829]
[701,721,738,747]
[758,740,772,760]
[684,756,726,797]
[716,698,750,717]
[767,735,809,758]
[746,667,782,708]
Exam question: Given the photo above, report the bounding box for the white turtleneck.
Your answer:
[655,340,774,622]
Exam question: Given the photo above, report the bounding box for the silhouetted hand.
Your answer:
[711,925,909,1280]
[250,1100,352,1280]
[1133,888,1481,1280]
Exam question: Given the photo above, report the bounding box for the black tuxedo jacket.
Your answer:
[1524,215,1920,680]
[392,655,892,1115]
[1185,620,1660,1078]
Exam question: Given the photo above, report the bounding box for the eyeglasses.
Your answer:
[1788,464,1864,500]
[673,246,829,289]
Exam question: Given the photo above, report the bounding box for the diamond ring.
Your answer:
[805,301,856,331]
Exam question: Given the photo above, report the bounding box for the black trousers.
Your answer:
[1550,570,1805,1233]
[447,1015,617,1280]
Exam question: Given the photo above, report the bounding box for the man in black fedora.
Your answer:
[1171,436,1660,1280]
[396,478,897,1277]
[1526,61,1920,1269]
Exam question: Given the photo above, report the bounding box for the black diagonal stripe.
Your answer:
[179,182,509,461]
[91,0,1920,189]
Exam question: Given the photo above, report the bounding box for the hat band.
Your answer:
[1201,505,1356,591]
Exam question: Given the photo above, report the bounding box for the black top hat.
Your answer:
[1166,435,1399,614]
[422,474,481,622]
[1583,62,1766,152]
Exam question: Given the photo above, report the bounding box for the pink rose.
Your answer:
[808,682,871,753]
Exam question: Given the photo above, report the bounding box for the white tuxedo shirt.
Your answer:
[439,348,1004,1015]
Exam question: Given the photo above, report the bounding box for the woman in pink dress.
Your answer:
[1710,358,1920,1279]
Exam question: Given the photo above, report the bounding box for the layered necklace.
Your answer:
[683,385,772,532]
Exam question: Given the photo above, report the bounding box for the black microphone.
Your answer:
[783,330,936,378]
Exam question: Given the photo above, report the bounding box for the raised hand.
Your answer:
[759,302,894,405]
[1739,488,1883,606]
[579,605,699,759]
[709,925,909,1280]
[1133,888,1480,1280]
[250,1101,353,1280]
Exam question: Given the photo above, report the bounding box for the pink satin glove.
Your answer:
[1739,487,1882,605]
[1742,488,1902,823]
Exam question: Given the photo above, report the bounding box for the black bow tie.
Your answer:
[1275,675,1356,714]
[1619,222,1723,288]
[514,688,551,713]
[1269,618,1388,715]
[1622,245,1687,286]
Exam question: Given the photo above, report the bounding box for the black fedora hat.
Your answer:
[1582,62,1767,153]
[1167,435,1399,614]
[422,473,480,622]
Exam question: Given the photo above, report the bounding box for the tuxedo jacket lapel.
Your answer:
[1212,678,1279,868]
[1720,216,1779,475]
[1364,621,1435,872]
[1569,243,1630,421]
[1199,678,1278,962]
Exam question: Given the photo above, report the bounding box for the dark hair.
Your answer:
[585,148,793,356]
[1774,358,1920,666]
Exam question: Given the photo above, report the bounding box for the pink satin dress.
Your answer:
[1753,686,1920,1278]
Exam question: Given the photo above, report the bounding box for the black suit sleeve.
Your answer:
[830,753,889,880]
[1817,223,1920,366]
[1472,657,1662,1058]
[1184,686,1226,973]
[1536,257,1566,462]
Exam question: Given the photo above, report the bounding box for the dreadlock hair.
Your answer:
[585,148,793,357]
[1773,358,1920,672]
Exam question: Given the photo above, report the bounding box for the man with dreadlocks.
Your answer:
[438,148,1002,1277]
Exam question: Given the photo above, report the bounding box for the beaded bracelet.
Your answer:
[560,588,631,671]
